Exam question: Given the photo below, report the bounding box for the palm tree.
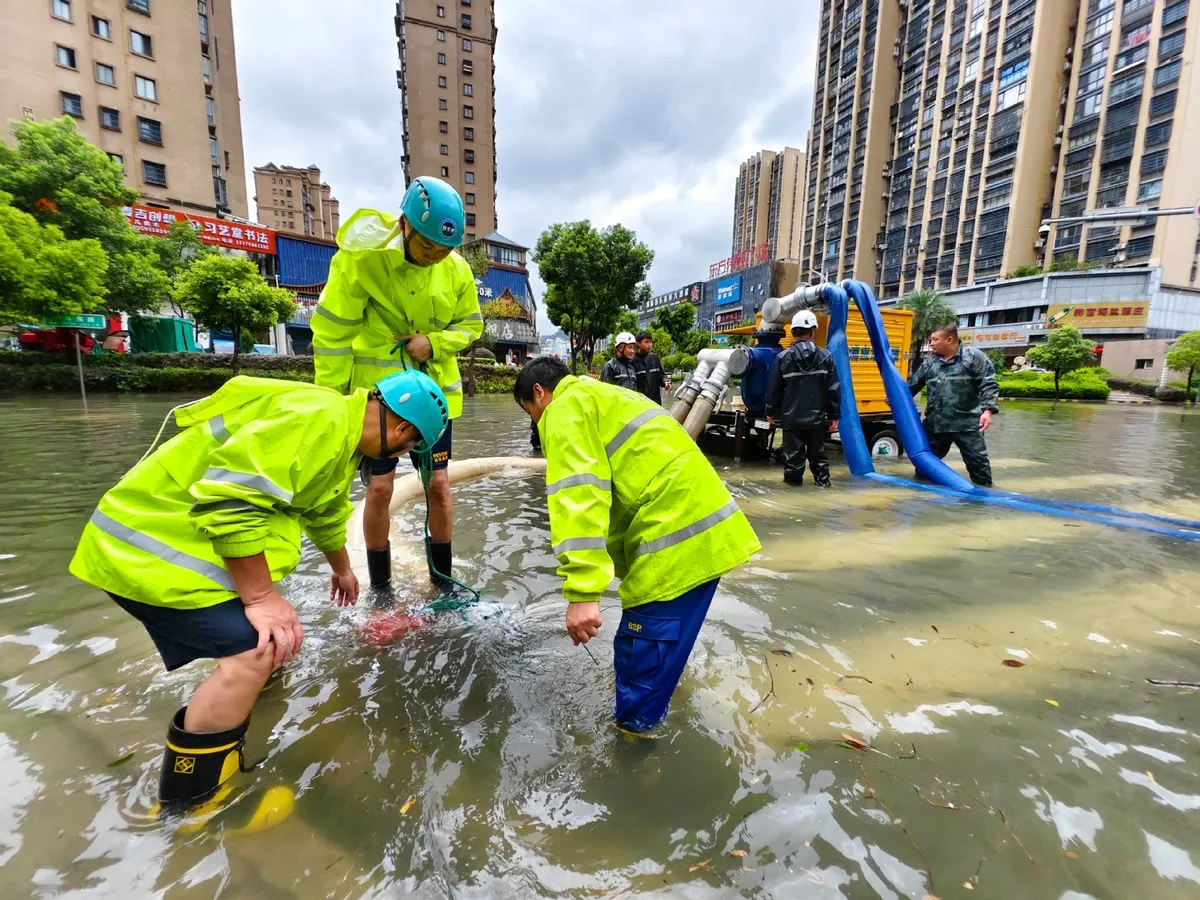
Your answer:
[898,288,957,358]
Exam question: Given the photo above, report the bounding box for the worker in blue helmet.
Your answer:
[68,371,445,823]
[311,176,483,592]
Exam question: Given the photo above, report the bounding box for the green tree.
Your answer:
[153,220,214,316]
[1026,324,1096,400]
[982,348,1008,372]
[1005,264,1043,279]
[898,288,957,357]
[680,329,712,355]
[533,220,654,372]
[0,191,108,324]
[461,241,490,277]
[1048,254,1096,273]
[653,301,696,350]
[646,324,672,355]
[0,117,168,314]
[459,242,493,395]
[172,255,295,373]
[614,309,639,337]
[1165,331,1200,404]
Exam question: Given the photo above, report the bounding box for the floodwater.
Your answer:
[1,392,1199,899]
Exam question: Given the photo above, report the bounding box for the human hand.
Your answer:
[565,601,603,646]
[767,416,775,425]
[330,569,359,607]
[829,419,839,433]
[979,410,993,433]
[244,592,303,668]
[402,334,433,363]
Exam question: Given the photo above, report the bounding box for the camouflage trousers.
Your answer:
[925,429,993,487]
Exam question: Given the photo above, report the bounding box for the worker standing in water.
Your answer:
[765,311,840,487]
[514,357,761,734]
[69,371,448,816]
[311,176,482,591]
[600,332,640,391]
[908,322,999,487]
[633,331,671,405]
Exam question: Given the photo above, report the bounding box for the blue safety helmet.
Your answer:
[374,370,449,450]
[400,176,466,248]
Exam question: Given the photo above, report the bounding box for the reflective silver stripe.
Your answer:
[313,345,353,356]
[190,499,259,515]
[89,510,235,591]
[431,318,449,329]
[209,415,230,443]
[631,500,740,560]
[547,473,612,496]
[443,380,462,392]
[605,408,668,457]
[202,468,293,503]
[784,369,827,378]
[314,305,364,327]
[448,325,473,336]
[552,536,608,555]
[354,356,408,369]
[459,313,483,322]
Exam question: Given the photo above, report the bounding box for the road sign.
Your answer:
[711,334,729,347]
[44,314,106,330]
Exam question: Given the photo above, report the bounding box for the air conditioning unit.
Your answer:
[1115,252,1128,263]
[1115,241,1128,251]
[1050,164,1059,174]
[918,243,927,252]
[1065,46,1074,58]
[1056,125,1064,136]
[882,190,892,199]
[1053,136,1062,147]
[1034,238,1045,249]
[1063,61,1072,72]
[874,240,887,250]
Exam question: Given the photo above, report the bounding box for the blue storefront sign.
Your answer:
[716,276,743,307]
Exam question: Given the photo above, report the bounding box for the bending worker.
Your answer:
[908,322,999,487]
[600,332,640,391]
[514,357,761,733]
[311,176,482,590]
[69,372,448,811]
[633,331,671,405]
[765,310,840,487]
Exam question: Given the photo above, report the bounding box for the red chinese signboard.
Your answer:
[708,242,769,279]
[123,204,277,254]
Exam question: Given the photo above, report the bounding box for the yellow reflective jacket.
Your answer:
[539,376,761,607]
[69,377,368,610]
[310,207,483,418]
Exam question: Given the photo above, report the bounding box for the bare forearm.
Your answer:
[223,552,275,604]
[323,546,352,575]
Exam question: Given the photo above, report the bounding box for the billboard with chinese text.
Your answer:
[1047,302,1148,330]
[715,276,743,307]
[123,204,277,254]
[961,326,1031,348]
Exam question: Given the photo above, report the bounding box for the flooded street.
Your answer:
[1,392,1199,899]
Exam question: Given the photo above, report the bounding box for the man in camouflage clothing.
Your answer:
[908,323,1000,486]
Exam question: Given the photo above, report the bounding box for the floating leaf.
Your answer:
[1045,699,1059,707]
[794,742,809,752]
[729,849,748,858]
[840,734,869,751]
[688,858,712,872]
[1002,659,1026,668]
[771,649,794,657]
[931,625,939,633]
[1065,850,1078,859]
[106,752,134,768]
[806,677,816,686]
[400,797,417,815]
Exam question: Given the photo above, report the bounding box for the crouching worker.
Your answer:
[515,357,761,733]
[69,370,448,819]
[766,310,840,487]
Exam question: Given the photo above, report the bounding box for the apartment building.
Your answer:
[732,147,808,262]
[254,163,340,240]
[395,0,497,242]
[1047,0,1198,285]
[1,0,247,218]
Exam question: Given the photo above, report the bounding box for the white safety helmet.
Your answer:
[615,332,635,347]
[791,310,818,331]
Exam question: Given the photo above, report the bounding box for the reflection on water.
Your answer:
[1,393,1199,897]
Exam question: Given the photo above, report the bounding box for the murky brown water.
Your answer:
[1,392,1199,898]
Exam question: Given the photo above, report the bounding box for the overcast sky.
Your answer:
[232,0,819,333]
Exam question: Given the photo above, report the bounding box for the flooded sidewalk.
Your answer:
[0,394,1198,898]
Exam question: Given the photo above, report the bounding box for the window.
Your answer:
[464,150,475,164]
[127,0,150,13]
[440,120,449,133]
[465,192,475,205]
[199,11,209,41]
[465,213,476,227]
[206,96,215,124]
[965,58,979,80]
[92,16,111,39]
[137,116,162,144]
[1137,178,1162,201]
[1155,60,1182,87]
[56,46,77,69]
[99,107,120,130]
[440,166,449,177]
[436,5,445,16]
[1135,358,1154,369]
[438,53,446,65]
[96,63,116,86]
[463,127,474,140]
[439,98,448,110]
[463,38,473,51]
[462,60,473,74]
[463,105,473,119]
[465,170,475,183]
[60,91,83,117]
[108,152,124,171]
[130,30,153,58]
[1086,11,1114,42]
[440,144,449,155]
[209,136,219,161]
[438,75,447,87]
[286,189,292,197]
[135,75,157,101]
[461,14,472,28]
[437,29,445,41]
[202,55,212,84]
[142,161,167,186]
[52,0,71,21]
[463,83,473,96]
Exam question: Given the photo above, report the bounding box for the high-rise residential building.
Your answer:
[1,0,247,218]
[732,147,807,262]
[1048,0,1198,285]
[396,0,498,242]
[253,163,340,240]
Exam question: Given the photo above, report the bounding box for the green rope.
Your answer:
[389,337,482,610]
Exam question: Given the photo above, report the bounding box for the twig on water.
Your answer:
[859,764,934,894]
[749,657,776,714]
[914,785,968,810]
[899,741,918,760]
[1147,678,1200,689]
[998,809,1035,865]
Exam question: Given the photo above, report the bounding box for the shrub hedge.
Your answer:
[0,350,315,373]
[0,363,313,393]
[996,369,1111,400]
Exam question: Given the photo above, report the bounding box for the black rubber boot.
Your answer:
[429,541,453,588]
[366,543,392,588]
[159,707,248,805]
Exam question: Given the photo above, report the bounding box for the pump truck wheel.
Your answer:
[867,427,904,460]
